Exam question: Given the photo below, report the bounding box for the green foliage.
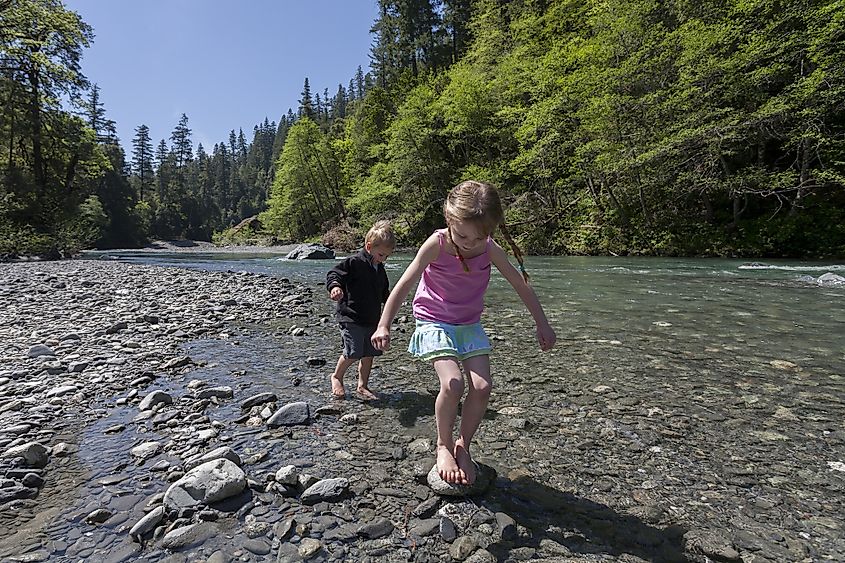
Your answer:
[346,162,401,227]
[4,0,844,259]
[260,118,345,240]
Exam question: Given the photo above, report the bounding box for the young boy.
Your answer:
[326,220,395,400]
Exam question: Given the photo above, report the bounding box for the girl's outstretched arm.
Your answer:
[372,233,440,351]
[489,241,556,351]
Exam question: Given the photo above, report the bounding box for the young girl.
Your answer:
[372,180,556,486]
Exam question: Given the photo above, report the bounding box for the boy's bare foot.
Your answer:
[356,386,378,401]
[330,375,345,399]
[436,445,463,484]
[454,443,476,485]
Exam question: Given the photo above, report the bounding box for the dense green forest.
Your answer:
[2,0,844,259]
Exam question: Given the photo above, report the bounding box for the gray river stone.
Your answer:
[240,392,276,410]
[267,401,310,426]
[426,462,496,496]
[159,522,217,550]
[300,477,349,503]
[164,458,247,510]
[138,389,173,410]
[2,442,49,468]
[129,505,165,540]
[26,344,54,358]
[195,386,234,400]
[285,243,335,260]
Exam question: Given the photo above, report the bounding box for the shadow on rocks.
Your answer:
[484,474,689,563]
[378,391,436,429]
[380,390,500,429]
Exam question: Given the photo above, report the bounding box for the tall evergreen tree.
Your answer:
[170,113,193,171]
[355,65,366,98]
[131,124,154,201]
[299,78,314,119]
[84,83,107,140]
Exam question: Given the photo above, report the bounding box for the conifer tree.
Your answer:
[85,84,107,141]
[299,78,314,119]
[131,124,154,201]
[170,113,193,171]
[355,65,366,98]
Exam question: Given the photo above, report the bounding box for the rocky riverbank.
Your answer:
[0,260,842,562]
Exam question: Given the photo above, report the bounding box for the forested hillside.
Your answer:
[2,0,844,259]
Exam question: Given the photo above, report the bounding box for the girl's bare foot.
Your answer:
[330,375,345,399]
[356,386,378,400]
[454,443,476,485]
[436,445,463,484]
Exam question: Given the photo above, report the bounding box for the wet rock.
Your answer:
[129,506,165,541]
[286,244,335,260]
[298,537,323,558]
[357,517,394,539]
[84,508,112,524]
[164,458,247,510]
[196,386,234,400]
[440,517,457,542]
[240,392,276,410]
[130,441,161,460]
[159,522,217,550]
[138,390,173,411]
[426,463,496,496]
[2,442,48,468]
[267,402,310,427]
[300,477,349,503]
[409,518,440,537]
[274,464,299,485]
[684,529,741,561]
[450,535,479,560]
[27,344,54,358]
[242,538,271,555]
[495,512,517,540]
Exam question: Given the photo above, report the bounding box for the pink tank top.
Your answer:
[412,229,491,325]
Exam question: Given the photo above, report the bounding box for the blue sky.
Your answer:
[64,0,379,153]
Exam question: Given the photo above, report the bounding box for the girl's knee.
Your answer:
[472,377,493,397]
[440,376,464,398]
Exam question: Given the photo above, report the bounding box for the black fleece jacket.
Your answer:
[325,249,390,325]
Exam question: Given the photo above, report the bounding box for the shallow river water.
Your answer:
[9,250,844,561]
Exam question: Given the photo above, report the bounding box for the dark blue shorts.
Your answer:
[340,323,382,359]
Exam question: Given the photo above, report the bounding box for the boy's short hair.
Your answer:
[365,220,396,248]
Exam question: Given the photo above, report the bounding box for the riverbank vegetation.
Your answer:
[2,0,844,259]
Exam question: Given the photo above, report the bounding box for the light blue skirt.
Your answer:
[408,319,491,361]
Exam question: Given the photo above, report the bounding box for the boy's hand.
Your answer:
[371,327,391,351]
[329,287,344,301]
[537,322,556,351]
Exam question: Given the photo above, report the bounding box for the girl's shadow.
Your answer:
[482,473,689,562]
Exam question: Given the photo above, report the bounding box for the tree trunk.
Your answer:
[790,135,811,217]
[27,64,45,195]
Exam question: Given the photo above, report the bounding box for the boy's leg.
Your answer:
[433,357,466,484]
[454,354,492,485]
[356,356,377,400]
[330,355,357,398]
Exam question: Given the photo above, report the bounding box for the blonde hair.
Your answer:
[365,219,396,248]
[444,180,529,283]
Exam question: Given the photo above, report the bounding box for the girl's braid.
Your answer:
[447,226,471,273]
[498,223,529,284]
